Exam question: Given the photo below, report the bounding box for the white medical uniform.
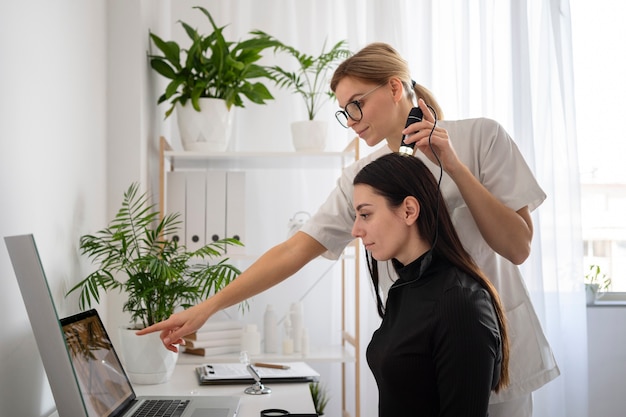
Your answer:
[300,117,560,406]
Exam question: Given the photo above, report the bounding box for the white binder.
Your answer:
[165,170,187,244]
[185,171,207,251]
[226,171,246,255]
[205,170,227,247]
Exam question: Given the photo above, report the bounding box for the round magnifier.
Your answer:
[260,409,290,417]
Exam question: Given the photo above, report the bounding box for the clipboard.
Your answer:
[195,361,320,385]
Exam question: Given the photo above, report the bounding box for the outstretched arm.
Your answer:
[136,231,326,352]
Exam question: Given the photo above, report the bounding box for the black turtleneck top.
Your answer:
[366,252,502,417]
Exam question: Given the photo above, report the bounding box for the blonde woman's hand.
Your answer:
[402,99,464,177]
[136,303,212,353]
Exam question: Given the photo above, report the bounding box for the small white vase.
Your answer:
[585,283,599,305]
[118,327,178,385]
[290,120,328,151]
[176,98,234,152]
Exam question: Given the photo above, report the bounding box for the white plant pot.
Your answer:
[585,283,599,305]
[176,98,234,152]
[118,326,178,385]
[290,120,328,151]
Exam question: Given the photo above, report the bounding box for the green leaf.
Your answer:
[148,7,280,118]
[66,182,243,327]
[149,32,181,69]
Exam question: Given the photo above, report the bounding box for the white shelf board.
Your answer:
[164,150,356,170]
[176,344,355,365]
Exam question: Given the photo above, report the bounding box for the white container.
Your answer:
[283,316,293,354]
[264,304,279,353]
[282,337,294,355]
[241,324,261,355]
[176,98,234,152]
[290,302,303,352]
[290,120,328,151]
[301,328,309,357]
[118,327,178,385]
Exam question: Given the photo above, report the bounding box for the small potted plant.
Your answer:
[66,183,242,383]
[309,381,330,416]
[584,264,612,304]
[254,32,351,151]
[149,6,280,151]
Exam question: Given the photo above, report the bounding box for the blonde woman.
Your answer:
[139,42,558,417]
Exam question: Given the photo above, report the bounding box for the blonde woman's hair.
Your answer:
[331,42,443,119]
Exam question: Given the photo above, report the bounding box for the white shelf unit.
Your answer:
[177,344,354,365]
[159,136,362,417]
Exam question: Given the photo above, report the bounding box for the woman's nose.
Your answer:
[351,221,361,238]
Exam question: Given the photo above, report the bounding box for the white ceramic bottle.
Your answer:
[282,315,293,354]
[241,324,261,355]
[290,302,303,352]
[301,327,309,357]
[263,304,279,353]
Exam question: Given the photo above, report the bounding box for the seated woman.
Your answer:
[352,152,510,417]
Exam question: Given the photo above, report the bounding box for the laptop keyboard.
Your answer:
[132,399,190,417]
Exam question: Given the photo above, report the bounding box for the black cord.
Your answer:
[425,103,441,252]
[260,411,318,417]
[388,105,442,291]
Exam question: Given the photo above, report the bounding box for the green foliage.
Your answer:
[66,183,243,328]
[148,6,281,118]
[254,32,352,120]
[584,264,612,292]
[309,381,329,416]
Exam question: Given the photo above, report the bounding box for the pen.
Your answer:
[253,362,291,370]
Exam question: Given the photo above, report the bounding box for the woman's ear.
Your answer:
[403,196,420,225]
[389,77,404,103]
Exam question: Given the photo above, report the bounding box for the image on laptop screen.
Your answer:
[61,309,136,417]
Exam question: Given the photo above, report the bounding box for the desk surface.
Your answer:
[134,364,316,417]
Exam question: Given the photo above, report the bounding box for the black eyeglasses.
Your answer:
[335,84,386,128]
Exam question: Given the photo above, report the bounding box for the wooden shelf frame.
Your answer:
[158,136,362,417]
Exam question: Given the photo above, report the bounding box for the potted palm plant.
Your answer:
[66,183,242,384]
[149,6,280,152]
[254,32,351,151]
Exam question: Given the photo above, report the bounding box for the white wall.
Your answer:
[0,1,107,416]
[587,305,626,417]
[0,1,353,415]
[0,0,170,415]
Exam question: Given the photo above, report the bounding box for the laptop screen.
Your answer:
[60,309,136,417]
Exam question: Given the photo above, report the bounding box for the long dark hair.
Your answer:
[353,153,509,391]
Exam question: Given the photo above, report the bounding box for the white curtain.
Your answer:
[170,1,587,416]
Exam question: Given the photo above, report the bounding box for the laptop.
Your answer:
[5,234,241,417]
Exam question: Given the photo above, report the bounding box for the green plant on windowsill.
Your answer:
[66,182,243,329]
[309,381,329,416]
[584,264,612,304]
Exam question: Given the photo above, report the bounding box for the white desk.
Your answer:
[134,364,316,417]
[48,363,316,417]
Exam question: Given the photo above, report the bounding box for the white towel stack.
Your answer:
[183,319,243,356]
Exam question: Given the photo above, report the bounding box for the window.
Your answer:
[572,0,626,291]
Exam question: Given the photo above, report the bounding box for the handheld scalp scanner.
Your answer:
[398,107,424,156]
